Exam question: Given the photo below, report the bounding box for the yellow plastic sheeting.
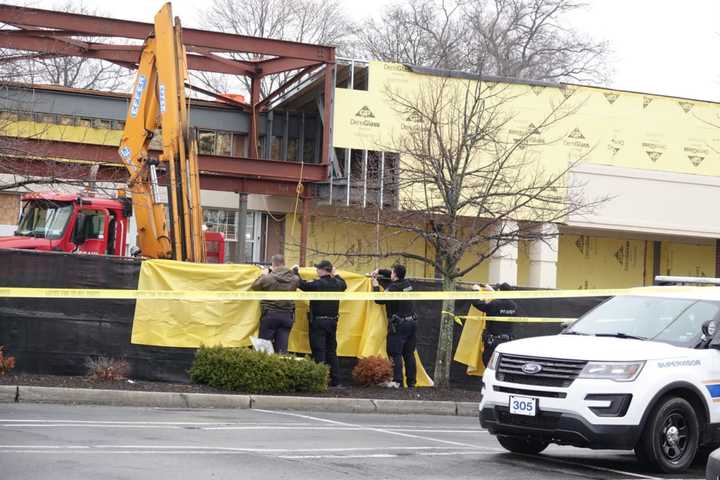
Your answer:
[453,308,572,377]
[131,259,433,387]
[453,307,486,377]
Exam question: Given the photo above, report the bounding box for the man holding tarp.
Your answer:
[251,254,299,354]
[472,283,518,366]
[295,260,347,387]
[372,264,417,388]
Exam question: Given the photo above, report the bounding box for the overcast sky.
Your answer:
[10,0,720,101]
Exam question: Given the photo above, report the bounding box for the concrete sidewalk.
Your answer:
[0,385,478,416]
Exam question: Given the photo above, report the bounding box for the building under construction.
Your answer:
[0,4,718,289]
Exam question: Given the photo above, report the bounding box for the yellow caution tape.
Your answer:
[483,316,575,324]
[0,285,700,301]
[450,313,574,325]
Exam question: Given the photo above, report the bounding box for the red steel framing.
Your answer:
[0,137,325,197]
[0,3,335,166]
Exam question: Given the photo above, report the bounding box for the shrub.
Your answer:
[0,346,15,376]
[352,356,393,387]
[189,346,328,394]
[84,356,130,381]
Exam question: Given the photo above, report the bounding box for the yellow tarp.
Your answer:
[131,259,433,387]
[453,307,487,377]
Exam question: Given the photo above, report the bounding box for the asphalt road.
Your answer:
[0,403,708,480]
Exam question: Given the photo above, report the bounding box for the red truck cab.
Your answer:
[0,193,131,256]
[0,192,225,262]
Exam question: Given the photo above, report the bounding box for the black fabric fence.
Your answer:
[0,249,606,387]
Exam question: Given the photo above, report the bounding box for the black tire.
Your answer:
[634,396,700,474]
[497,435,549,455]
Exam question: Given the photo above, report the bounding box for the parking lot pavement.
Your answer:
[0,403,707,480]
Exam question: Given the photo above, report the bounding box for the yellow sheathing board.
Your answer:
[660,241,714,277]
[557,234,645,289]
[334,62,720,177]
[1,121,122,146]
[516,240,530,287]
[455,244,490,283]
[284,213,431,279]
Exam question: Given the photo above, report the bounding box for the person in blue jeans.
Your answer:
[371,264,417,388]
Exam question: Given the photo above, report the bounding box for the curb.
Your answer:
[2,385,479,417]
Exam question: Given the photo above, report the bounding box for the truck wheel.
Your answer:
[635,396,699,473]
[497,435,549,455]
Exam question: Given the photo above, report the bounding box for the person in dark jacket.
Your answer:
[294,260,347,387]
[471,282,518,366]
[251,254,300,354]
[372,264,417,388]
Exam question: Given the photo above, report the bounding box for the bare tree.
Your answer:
[199,0,353,96]
[306,78,605,387]
[356,0,468,69]
[356,0,608,83]
[0,1,133,90]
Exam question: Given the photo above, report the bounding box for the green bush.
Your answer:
[189,346,329,394]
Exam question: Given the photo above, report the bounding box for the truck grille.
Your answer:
[496,354,587,388]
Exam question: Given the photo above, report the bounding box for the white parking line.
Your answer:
[251,409,680,480]
[253,409,493,450]
[0,445,471,453]
[279,454,398,460]
[514,453,663,480]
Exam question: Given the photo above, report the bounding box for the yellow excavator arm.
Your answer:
[117,3,205,262]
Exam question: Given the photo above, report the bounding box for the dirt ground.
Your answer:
[0,374,480,402]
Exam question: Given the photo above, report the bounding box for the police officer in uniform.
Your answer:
[295,260,347,387]
[372,264,417,388]
[472,282,518,367]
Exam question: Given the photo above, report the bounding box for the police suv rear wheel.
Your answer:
[497,435,549,455]
[635,396,699,473]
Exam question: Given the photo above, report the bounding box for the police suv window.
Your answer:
[652,300,720,347]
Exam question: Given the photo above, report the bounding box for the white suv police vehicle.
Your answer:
[480,288,720,474]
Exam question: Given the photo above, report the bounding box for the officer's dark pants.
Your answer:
[482,322,514,366]
[387,319,417,387]
[259,310,294,354]
[309,316,340,386]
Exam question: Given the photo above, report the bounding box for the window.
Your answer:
[16,202,74,240]
[270,136,282,159]
[232,134,246,157]
[203,208,237,241]
[78,118,92,128]
[41,113,58,124]
[112,120,125,130]
[303,141,314,162]
[198,130,216,155]
[92,118,112,129]
[216,132,232,156]
[567,295,720,348]
[202,208,263,263]
[59,115,76,126]
[287,138,299,161]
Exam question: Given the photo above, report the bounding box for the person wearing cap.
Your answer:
[293,260,347,387]
[371,263,417,388]
[471,282,518,366]
[250,254,300,354]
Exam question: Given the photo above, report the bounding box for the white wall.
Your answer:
[569,163,720,238]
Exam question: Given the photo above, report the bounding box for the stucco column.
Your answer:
[528,223,559,289]
[488,221,518,286]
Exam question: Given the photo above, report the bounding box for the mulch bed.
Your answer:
[0,373,480,403]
